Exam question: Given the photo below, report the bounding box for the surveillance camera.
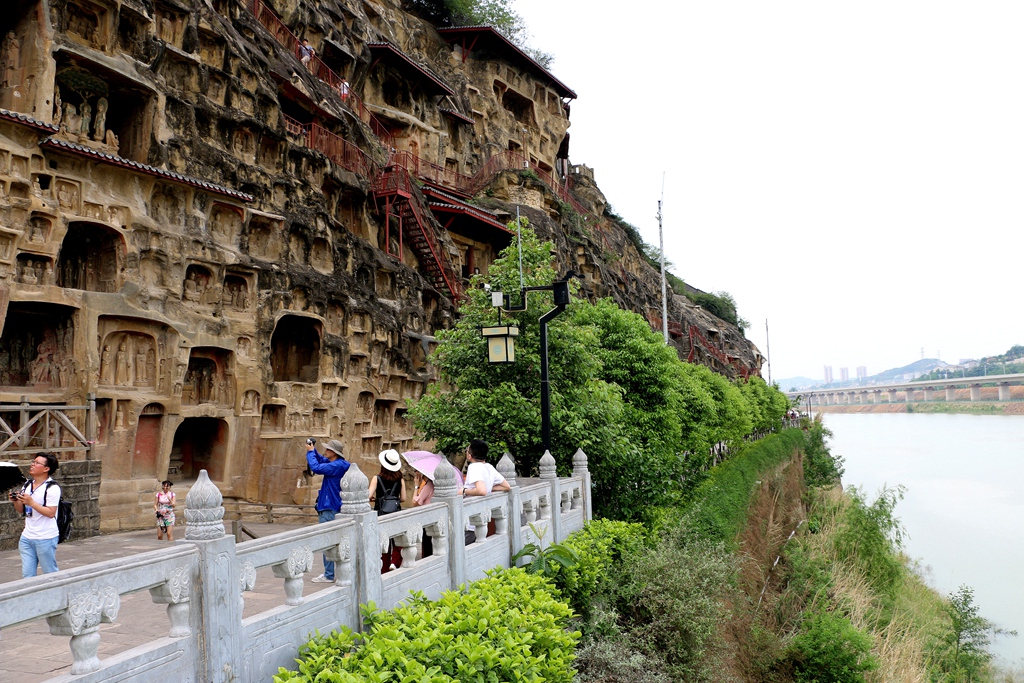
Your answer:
[484,283,492,292]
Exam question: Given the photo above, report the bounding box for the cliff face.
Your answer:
[0,0,761,528]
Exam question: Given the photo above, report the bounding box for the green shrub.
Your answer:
[275,568,579,683]
[803,415,845,488]
[574,635,674,683]
[553,519,649,619]
[833,485,906,594]
[788,610,878,683]
[683,430,805,547]
[615,535,735,682]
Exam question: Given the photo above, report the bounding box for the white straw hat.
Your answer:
[378,449,401,472]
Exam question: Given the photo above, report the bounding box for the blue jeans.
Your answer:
[20,535,59,578]
[318,509,337,580]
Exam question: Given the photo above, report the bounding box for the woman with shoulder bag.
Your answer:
[368,449,406,573]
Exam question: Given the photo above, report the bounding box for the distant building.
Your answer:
[840,367,850,382]
[856,366,867,381]
[824,366,833,383]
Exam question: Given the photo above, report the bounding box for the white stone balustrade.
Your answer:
[0,451,592,682]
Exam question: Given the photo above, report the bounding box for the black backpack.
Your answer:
[375,478,402,515]
[43,481,74,544]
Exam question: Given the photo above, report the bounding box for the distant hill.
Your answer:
[776,376,819,391]
[871,358,949,382]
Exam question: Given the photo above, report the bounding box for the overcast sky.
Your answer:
[515,0,1024,382]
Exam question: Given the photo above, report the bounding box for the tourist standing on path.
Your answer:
[306,439,350,583]
[11,452,61,578]
[154,480,176,542]
[369,449,406,572]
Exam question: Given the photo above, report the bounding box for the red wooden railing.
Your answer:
[282,113,378,177]
[687,326,751,379]
[246,0,394,151]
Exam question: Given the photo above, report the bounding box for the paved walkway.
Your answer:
[0,522,331,682]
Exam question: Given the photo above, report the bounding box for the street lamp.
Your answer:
[482,325,518,363]
[485,277,573,452]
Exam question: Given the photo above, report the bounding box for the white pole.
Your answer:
[658,174,668,344]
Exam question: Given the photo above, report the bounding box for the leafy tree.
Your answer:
[833,486,906,594]
[932,584,1016,683]
[803,414,845,488]
[409,220,631,494]
[689,290,749,332]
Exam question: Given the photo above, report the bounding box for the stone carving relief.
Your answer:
[210,204,242,242]
[0,316,75,389]
[56,180,81,214]
[182,264,221,306]
[0,31,21,91]
[99,332,157,388]
[182,348,234,407]
[222,274,250,311]
[16,255,54,285]
[241,390,260,413]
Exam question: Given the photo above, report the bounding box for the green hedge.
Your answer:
[275,568,579,683]
[681,429,805,547]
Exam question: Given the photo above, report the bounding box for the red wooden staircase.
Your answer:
[373,167,464,302]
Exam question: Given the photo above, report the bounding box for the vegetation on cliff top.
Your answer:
[408,220,788,522]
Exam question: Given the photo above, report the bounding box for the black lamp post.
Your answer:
[487,278,571,453]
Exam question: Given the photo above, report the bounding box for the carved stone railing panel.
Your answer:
[0,543,198,679]
[148,564,192,638]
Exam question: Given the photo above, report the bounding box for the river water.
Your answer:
[822,412,1024,664]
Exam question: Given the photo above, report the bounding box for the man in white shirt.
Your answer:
[11,452,61,577]
[463,440,509,545]
[463,439,509,497]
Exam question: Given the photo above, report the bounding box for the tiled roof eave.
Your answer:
[0,107,59,134]
[40,137,254,202]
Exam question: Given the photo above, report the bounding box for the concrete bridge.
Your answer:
[785,372,1024,406]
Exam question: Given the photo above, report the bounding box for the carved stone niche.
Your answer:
[22,215,52,247]
[58,221,123,292]
[150,185,184,227]
[241,389,260,414]
[15,254,54,285]
[246,214,284,261]
[0,303,77,391]
[221,272,252,313]
[209,203,243,244]
[182,347,234,407]
[270,315,321,383]
[65,0,111,51]
[309,238,333,273]
[115,3,149,59]
[259,403,285,434]
[97,316,176,394]
[154,5,185,48]
[181,263,218,306]
[0,231,16,262]
[55,179,82,214]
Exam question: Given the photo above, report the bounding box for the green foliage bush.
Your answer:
[275,568,579,683]
[787,610,878,683]
[614,534,735,682]
[833,485,907,594]
[803,414,845,488]
[410,221,791,523]
[552,519,650,619]
[681,430,805,547]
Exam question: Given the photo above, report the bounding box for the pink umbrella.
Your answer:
[401,450,463,487]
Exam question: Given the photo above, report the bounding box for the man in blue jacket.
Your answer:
[306,438,350,583]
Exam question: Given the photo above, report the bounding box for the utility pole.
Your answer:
[657,173,668,344]
[765,319,771,385]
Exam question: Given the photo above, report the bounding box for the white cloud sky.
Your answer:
[515,0,1024,381]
